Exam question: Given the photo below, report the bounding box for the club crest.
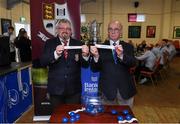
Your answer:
[42,2,70,36]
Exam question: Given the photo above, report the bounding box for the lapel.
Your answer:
[56,36,62,45]
[69,37,75,46]
[119,40,124,45]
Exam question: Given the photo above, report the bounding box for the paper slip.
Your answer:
[95,44,115,49]
[64,46,82,49]
[64,44,118,50]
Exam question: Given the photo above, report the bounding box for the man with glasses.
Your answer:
[41,19,89,111]
[90,20,137,108]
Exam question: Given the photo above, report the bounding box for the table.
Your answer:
[0,62,31,75]
[50,104,137,123]
[0,62,32,123]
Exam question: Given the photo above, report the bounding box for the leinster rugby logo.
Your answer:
[22,83,29,99]
[8,89,19,108]
[42,2,70,36]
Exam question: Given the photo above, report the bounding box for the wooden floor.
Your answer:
[17,56,180,123]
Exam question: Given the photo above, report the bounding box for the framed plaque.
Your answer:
[173,26,180,39]
[1,18,12,34]
[128,26,141,38]
[146,26,156,38]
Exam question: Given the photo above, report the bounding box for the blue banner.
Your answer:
[0,76,7,123]
[20,68,32,113]
[6,71,22,123]
[81,67,100,97]
[0,67,32,123]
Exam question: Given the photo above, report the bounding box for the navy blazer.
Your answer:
[91,40,137,100]
[40,37,89,95]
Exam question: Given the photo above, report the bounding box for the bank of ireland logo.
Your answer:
[8,89,19,108]
[42,2,70,36]
[91,76,98,82]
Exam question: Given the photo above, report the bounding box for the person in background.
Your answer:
[166,40,176,61]
[127,40,137,54]
[14,28,32,62]
[158,40,169,68]
[135,46,156,84]
[137,40,147,52]
[3,26,16,61]
[40,19,90,112]
[151,43,161,57]
[90,20,137,108]
[127,40,134,47]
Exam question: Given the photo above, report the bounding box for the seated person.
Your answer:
[151,43,160,57]
[135,46,156,84]
[137,40,147,52]
[127,40,134,46]
[158,40,169,68]
[166,40,176,61]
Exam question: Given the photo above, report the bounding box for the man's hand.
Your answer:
[115,45,123,57]
[82,45,89,57]
[55,45,64,56]
[90,46,99,58]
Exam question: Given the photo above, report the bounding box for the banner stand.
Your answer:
[32,68,51,121]
[30,0,81,120]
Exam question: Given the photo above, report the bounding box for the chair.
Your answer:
[138,57,161,86]
[159,52,170,78]
[173,40,180,50]
[173,40,180,55]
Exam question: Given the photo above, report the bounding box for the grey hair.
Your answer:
[56,18,72,26]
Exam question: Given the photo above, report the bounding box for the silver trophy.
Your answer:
[89,20,101,44]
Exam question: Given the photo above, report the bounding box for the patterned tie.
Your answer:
[64,40,68,59]
[113,42,117,64]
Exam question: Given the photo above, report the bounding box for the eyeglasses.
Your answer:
[108,28,120,33]
[57,27,71,31]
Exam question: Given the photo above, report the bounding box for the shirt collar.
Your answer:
[59,37,70,45]
[110,40,119,46]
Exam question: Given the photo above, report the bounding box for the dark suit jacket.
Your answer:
[91,40,137,100]
[40,37,89,95]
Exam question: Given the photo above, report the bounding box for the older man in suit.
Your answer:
[90,20,137,108]
[41,19,89,111]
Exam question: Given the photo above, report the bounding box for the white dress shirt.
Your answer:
[110,40,123,60]
[3,32,16,52]
[136,50,156,70]
[54,38,70,60]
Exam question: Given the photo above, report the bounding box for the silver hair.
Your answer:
[56,18,71,26]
